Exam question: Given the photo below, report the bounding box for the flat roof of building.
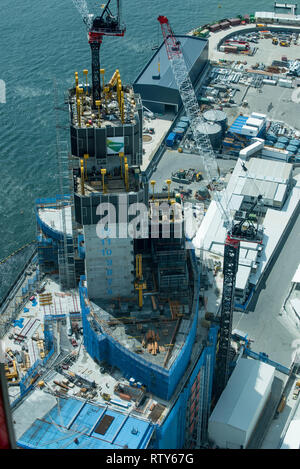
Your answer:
[292,264,300,283]
[209,358,275,433]
[134,35,208,90]
[281,419,300,449]
[235,265,251,291]
[17,396,154,449]
[192,158,300,290]
[256,11,300,21]
[246,157,292,183]
[38,206,73,236]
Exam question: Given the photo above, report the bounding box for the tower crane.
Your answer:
[158,16,264,401]
[71,0,125,107]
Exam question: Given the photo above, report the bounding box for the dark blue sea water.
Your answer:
[0,0,277,263]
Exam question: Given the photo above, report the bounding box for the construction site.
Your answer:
[1,1,300,451]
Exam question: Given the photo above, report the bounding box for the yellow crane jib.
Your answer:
[124,163,129,191]
[83,69,89,95]
[150,180,156,201]
[166,179,172,201]
[77,87,84,113]
[77,98,81,127]
[109,69,120,89]
[84,153,89,180]
[95,99,101,126]
[117,80,122,105]
[80,159,85,195]
[135,254,146,308]
[119,151,124,178]
[75,71,79,92]
[120,90,125,123]
[101,168,107,193]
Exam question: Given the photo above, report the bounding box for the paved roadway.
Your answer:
[232,201,300,368]
[247,376,284,449]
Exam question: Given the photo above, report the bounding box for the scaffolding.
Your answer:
[152,236,188,298]
[54,79,77,289]
[0,246,38,338]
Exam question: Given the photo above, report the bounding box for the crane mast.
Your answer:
[72,0,125,108]
[157,16,231,228]
[158,16,264,402]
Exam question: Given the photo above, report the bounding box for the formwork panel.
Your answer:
[114,416,153,449]
[43,398,84,429]
[70,403,104,434]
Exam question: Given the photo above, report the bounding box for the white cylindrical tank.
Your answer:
[203,109,228,137]
[195,121,223,149]
[262,79,277,86]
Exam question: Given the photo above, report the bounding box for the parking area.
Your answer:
[209,25,300,66]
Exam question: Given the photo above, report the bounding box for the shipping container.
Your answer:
[277,136,289,144]
[177,121,189,129]
[209,24,221,32]
[262,79,277,86]
[220,45,238,53]
[166,132,177,147]
[262,147,289,161]
[199,29,210,38]
[219,21,231,29]
[173,128,184,140]
[226,42,249,51]
[241,125,258,137]
[266,133,277,143]
[278,78,293,88]
[289,139,300,147]
[286,145,298,154]
[229,18,241,26]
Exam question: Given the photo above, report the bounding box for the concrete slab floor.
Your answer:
[150,149,236,193]
[242,84,300,131]
[141,116,173,172]
[12,388,57,440]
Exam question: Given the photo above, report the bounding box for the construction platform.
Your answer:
[69,80,138,129]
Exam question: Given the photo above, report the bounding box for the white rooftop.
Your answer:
[38,206,73,236]
[141,116,173,172]
[235,264,251,291]
[290,298,300,316]
[281,420,300,449]
[209,358,275,432]
[192,158,300,290]
[246,158,292,183]
[256,11,300,21]
[292,264,300,284]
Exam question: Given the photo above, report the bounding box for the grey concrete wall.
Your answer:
[74,187,147,226]
[84,225,135,300]
[70,117,142,163]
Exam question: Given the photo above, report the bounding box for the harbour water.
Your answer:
[0,0,280,294]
